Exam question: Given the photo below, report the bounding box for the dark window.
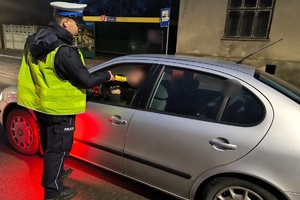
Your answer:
[230,0,242,8]
[224,0,275,39]
[148,67,226,120]
[221,88,265,125]
[148,66,265,125]
[88,63,152,107]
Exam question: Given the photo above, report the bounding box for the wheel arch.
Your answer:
[193,172,289,200]
[3,103,37,132]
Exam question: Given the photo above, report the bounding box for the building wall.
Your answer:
[176,0,300,87]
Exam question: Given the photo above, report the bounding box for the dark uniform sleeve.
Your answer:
[54,46,111,89]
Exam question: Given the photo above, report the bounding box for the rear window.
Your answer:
[254,69,300,104]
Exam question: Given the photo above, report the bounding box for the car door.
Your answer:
[70,62,157,173]
[123,64,273,198]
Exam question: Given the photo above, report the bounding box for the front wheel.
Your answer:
[201,177,278,200]
[5,108,40,155]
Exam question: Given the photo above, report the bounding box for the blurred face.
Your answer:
[170,74,185,89]
[126,68,145,88]
[62,17,79,36]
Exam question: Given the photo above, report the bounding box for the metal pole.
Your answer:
[166,25,169,55]
[11,24,15,50]
[0,24,3,49]
[161,30,164,54]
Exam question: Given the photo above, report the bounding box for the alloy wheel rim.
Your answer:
[9,116,34,149]
[214,186,264,200]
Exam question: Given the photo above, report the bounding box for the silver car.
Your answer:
[0,55,300,200]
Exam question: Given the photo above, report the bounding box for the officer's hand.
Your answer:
[107,71,115,82]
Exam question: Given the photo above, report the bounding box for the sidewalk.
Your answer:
[0,49,116,77]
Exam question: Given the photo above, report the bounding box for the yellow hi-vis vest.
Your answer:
[17,45,87,115]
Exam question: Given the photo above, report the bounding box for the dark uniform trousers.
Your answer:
[35,111,76,199]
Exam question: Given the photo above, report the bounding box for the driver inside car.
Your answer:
[108,66,149,105]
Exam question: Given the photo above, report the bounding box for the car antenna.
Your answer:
[236,38,283,64]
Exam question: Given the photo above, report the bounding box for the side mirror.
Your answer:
[86,85,100,101]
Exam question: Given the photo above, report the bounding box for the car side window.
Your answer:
[148,66,226,120]
[88,63,152,107]
[148,66,265,126]
[221,87,265,125]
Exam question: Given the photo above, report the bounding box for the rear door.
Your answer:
[123,64,273,198]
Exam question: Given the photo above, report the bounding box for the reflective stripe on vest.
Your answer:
[17,45,87,115]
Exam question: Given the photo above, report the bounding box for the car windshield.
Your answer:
[254,69,300,104]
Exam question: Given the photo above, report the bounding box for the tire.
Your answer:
[201,177,278,200]
[5,108,40,155]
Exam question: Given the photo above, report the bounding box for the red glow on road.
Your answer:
[0,153,44,200]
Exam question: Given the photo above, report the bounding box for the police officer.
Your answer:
[17,2,115,199]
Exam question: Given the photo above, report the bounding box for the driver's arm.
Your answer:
[54,46,111,89]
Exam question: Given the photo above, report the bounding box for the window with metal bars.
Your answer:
[224,0,275,39]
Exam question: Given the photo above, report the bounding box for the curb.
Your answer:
[0,54,22,60]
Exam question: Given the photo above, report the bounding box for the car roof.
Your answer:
[108,54,255,76]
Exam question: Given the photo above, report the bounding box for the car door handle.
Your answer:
[108,115,127,125]
[209,139,237,150]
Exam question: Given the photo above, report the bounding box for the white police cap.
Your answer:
[50,2,87,24]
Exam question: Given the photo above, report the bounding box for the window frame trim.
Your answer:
[224,0,275,39]
[139,64,267,127]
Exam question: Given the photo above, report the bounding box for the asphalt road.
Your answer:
[0,55,22,77]
[0,74,177,200]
